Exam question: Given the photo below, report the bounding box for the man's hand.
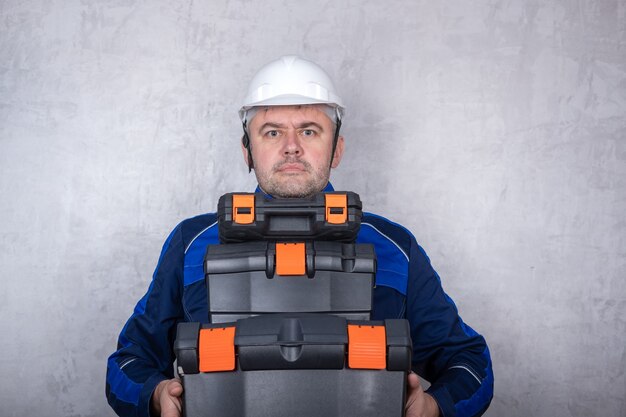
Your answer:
[405,372,440,417]
[151,378,183,417]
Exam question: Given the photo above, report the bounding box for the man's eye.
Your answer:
[265,130,280,138]
[301,129,316,137]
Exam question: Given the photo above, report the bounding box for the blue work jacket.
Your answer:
[106,184,494,417]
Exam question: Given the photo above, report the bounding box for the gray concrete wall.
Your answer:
[1,1,624,416]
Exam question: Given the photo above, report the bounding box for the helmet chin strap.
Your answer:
[329,113,342,170]
[242,121,254,173]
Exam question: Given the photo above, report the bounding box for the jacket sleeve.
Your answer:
[406,237,494,417]
[106,225,186,417]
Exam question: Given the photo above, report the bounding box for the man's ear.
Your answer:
[331,136,345,169]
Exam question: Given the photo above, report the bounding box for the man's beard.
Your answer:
[258,157,330,198]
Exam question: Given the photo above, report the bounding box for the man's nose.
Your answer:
[282,130,302,155]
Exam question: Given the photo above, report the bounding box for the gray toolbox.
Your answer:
[175,314,412,417]
[205,240,376,323]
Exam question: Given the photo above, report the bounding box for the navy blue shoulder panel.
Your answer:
[178,212,219,253]
[181,212,219,287]
[358,212,414,295]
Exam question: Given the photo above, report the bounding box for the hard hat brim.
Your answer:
[239,94,344,123]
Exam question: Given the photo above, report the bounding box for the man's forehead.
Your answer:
[248,105,335,126]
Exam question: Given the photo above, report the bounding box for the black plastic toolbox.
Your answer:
[175,314,412,417]
[205,241,376,323]
[217,192,363,243]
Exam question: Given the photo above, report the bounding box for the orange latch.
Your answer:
[325,194,347,224]
[232,194,255,224]
[347,324,386,369]
[198,326,236,372]
[275,242,306,276]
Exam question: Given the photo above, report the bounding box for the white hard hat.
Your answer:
[239,55,345,124]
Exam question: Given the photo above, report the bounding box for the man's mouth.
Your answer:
[276,162,307,173]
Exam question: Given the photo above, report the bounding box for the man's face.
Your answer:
[243,105,344,198]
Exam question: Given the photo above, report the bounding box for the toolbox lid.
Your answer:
[205,241,376,276]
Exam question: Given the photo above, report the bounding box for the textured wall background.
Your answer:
[1,1,624,416]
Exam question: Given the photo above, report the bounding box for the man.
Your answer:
[106,55,494,417]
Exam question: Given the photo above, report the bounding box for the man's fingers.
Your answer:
[167,378,184,397]
[160,400,182,417]
[407,372,422,390]
[156,379,184,417]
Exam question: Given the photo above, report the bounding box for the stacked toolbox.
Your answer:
[174,192,413,417]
